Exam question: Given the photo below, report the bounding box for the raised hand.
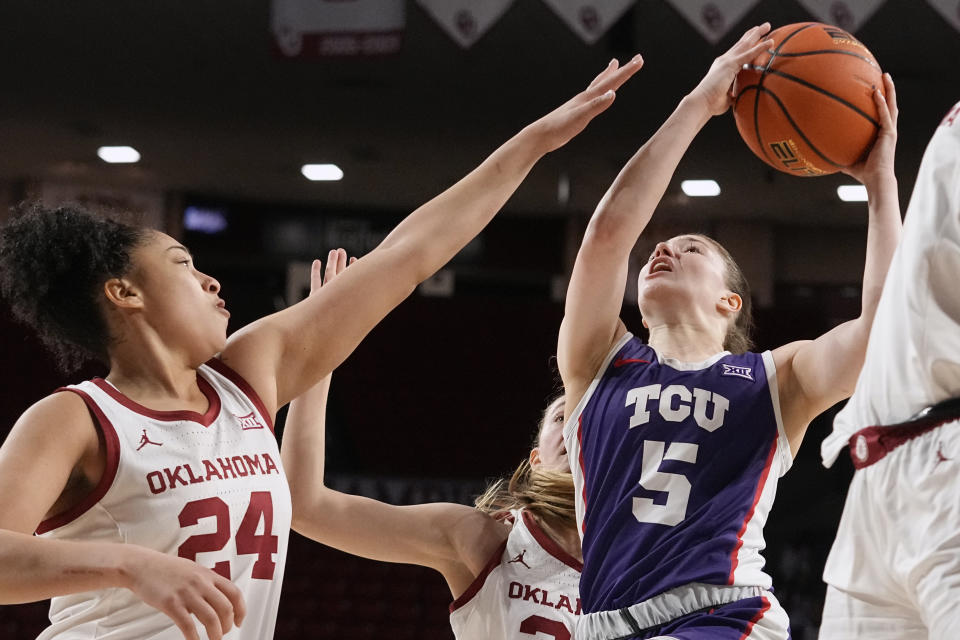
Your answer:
[312,248,355,296]
[121,546,246,640]
[690,23,773,116]
[843,73,898,185]
[528,54,644,154]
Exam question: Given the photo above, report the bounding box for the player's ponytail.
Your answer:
[475,460,576,532]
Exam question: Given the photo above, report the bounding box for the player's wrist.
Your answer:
[111,544,146,590]
[676,92,716,128]
[860,170,897,195]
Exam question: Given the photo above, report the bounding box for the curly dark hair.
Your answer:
[0,203,149,371]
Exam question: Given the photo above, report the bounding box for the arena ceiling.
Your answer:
[0,0,957,228]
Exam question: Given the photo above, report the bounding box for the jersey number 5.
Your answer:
[633,440,699,526]
[178,491,278,580]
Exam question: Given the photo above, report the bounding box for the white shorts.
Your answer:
[577,583,790,640]
[819,417,960,640]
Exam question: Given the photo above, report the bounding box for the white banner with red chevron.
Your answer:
[664,0,761,44]
[926,0,960,34]
[795,0,887,33]
[540,0,636,44]
[417,0,516,49]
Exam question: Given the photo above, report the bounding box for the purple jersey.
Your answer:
[563,334,792,614]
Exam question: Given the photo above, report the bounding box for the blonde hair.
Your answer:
[474,396,577,531]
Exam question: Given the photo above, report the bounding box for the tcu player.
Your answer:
[0,56,641,640]
[818,101,960,640]
[558,24,901,639]
[281,254,582,639]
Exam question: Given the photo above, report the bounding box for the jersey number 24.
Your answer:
[178,491,278,580]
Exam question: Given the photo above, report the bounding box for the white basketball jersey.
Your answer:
[36,359,291,640]
[449,509,581,640]
[822,101,960,467]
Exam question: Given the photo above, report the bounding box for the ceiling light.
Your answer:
[681,179,720,197]
[837,185,868,202]
[301,164,343,181]
[97,146,141,164]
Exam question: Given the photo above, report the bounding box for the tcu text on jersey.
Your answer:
[625,383,729,432]
[564,335,791,614]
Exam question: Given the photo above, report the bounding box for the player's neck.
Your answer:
[534,515,582,563]
[647,323,725,363]
[105,350,208,413]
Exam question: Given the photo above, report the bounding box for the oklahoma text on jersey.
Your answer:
[146,452,280,495]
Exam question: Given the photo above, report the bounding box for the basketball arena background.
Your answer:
[1,1,958,638]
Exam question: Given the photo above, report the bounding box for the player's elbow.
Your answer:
[584,214,622,248]
[368,242,430,291]
[837,343,869,399]
[288,486,336,532]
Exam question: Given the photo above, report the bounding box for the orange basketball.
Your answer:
[732,22,883,176]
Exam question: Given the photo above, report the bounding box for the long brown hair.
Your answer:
[698,235,755,354]
[474,395,576,532]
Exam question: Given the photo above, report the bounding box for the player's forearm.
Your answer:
[587,93,713,251]
[375,126,546,284]
[860,171,902,320]
[280,379,332,511]
[0,530,135,602]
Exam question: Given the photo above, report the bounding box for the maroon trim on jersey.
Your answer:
[727,439,777,585]
[204,358,275,434]
[91,375,221,426]
[36,389,121,535]
[522,511,582,572]
[449,539,508,613]
[848,414,959,470]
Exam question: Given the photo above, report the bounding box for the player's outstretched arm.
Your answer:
[774,73,902,453]
[280,254,507,597]
[219,57,644,416]
[558,25,771,406]
[0,396,245,640]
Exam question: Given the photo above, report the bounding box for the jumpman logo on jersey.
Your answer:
[508,550,531,569]
[934,442,952,468]
[137,429,163,451]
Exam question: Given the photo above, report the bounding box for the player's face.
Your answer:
[532,397,567,471]
[637,234,730,324]
[127,231,230,362]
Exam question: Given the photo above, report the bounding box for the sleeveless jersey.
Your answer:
[822,100,960,467]
[449,509,582,640]
[36,358,291,640]
[564,333,792,614]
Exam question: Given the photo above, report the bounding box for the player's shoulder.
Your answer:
[20,388,94,428]
[7,389,99,455]
[771,340,810,367]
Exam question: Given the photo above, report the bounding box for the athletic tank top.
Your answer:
[564,334,792,614]
[823,100,960,466]
[36,358,290,640]
[449,509,582,640]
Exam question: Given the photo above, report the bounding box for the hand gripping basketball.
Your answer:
[843,73,898,185]
[732,22,886,176]
[691,23,774,117]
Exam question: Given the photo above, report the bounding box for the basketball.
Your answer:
[733,22,883,176]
